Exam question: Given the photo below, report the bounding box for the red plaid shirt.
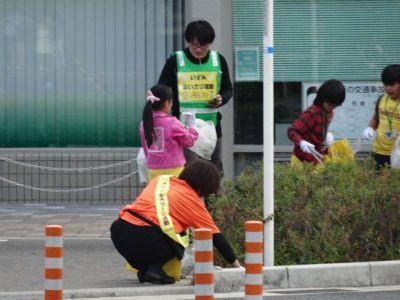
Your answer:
[287,104,333,163]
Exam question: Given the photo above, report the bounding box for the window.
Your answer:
[274,82,301,145]
[234,82,263,144]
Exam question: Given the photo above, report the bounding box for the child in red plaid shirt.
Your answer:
[287,79,346,164]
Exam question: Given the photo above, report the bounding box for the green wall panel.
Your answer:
[275,0,400,81]
[0,0,183,147]
[232,0,264,81]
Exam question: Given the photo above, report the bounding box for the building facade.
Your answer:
[1,0,399,202]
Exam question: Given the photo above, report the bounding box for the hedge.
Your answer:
[209,160,400,266]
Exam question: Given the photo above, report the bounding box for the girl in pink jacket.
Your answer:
[140,84,198,180]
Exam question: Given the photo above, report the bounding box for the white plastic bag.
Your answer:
[348,139,362,154]
[391,135,400,169]
[189,119,217,160]
[136,148,149,183]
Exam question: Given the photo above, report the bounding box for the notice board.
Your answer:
[302,81,384,143]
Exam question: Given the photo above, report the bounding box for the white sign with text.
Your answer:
[302,81,384,142]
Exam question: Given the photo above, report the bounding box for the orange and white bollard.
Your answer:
[194,228,214,300]
[45,225,63,300]
[245,221,263,300]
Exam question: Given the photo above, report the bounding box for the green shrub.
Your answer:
[209,160,400,266]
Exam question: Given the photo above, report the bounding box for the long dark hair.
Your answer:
[313,79,346,107]
[142,84,172,148]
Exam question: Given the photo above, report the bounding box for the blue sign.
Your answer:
[235,47,260,81]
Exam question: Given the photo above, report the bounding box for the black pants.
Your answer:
[110,218,176,271]
[372,152,391,170]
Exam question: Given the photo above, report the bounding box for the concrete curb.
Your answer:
[214,260,400,293]
[2,261,400,299]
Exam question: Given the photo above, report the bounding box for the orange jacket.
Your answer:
[120,176,219,234]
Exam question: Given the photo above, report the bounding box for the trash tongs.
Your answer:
[309,147,324,164]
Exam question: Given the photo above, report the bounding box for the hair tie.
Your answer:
[146,90,160,103]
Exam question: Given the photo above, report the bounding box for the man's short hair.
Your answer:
[184,20,215,45]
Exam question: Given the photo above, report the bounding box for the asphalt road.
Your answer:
[0,239,140,292]
[2,239,400,300]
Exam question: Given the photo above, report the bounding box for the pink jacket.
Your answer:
[139,111,198,169]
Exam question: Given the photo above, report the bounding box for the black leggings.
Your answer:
[372,152,391,170]
[110,218,176,271]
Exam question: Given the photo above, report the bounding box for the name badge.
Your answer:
[385,131,393,140]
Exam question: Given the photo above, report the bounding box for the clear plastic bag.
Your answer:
[348,139,362,154]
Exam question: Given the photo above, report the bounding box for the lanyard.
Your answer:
[384,96,400,132]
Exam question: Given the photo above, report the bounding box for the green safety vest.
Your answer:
[176,50,222,125]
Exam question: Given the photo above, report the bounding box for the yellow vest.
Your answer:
[373,94,400,155]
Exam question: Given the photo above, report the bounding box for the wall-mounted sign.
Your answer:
[235,47,260,81]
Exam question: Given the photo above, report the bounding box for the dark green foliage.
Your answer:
[209,160,400,266]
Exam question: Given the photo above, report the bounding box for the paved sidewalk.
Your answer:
[0,203,123,239]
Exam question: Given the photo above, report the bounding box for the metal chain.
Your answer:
[0,154,136,172]
[0,170,138,193]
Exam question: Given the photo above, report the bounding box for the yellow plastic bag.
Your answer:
[126,257,181,281]
[323,139,355,164]
[290,154,304,169]
[290,139,355,170]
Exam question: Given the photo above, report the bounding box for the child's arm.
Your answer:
[368,96,382,130]
[363,95,382,139]
[171,119,199,148]
[368,117,378,130]
[287,110,316,145]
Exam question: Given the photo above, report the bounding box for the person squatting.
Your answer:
[110,160,241,284]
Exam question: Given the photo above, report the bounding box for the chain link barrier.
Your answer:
[0,153,138,193]
[0,153,136,172]
[0,170,138,193]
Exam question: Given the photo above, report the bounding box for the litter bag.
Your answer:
[391,135,400,169]
[189,119,217,160]
[126,257,181,281]
[136,148,149,183]
[290,154,304,169]
[290,139,355,169]
[324,139,355,164]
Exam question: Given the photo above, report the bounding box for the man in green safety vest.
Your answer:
[158,20,233,177]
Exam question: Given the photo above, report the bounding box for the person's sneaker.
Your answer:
[137,270,145,283]
[142,266,175,284]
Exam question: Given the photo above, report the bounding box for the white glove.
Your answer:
[182,112,196,128]
[363,127,376,140]
[300,140,316,154]
[300,140,324,163]
[325,132,334,147]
